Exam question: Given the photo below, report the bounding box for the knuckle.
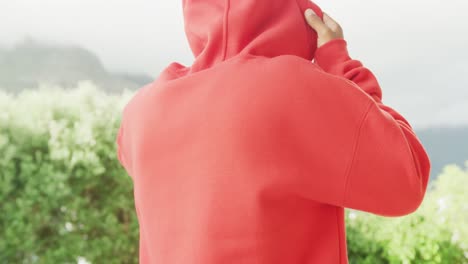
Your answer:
[336,24,343,32]
[305,16,315,25]
[321,28,333,36]
[332,23,342,31]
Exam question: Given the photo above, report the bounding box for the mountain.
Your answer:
[415,125,468,181]
[0,38,153,94]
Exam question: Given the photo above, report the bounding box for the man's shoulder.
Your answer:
[243,54,348,92]
[239,55,358,95]
[267,54,372,105]
[234,54,373,118]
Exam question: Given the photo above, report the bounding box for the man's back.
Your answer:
[116,1,431,263]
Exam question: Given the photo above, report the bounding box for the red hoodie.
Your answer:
[116,0,431,263]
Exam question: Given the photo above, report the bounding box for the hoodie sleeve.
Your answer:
[313,38,431,217]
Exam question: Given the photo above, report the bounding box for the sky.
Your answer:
[1,0,468,129]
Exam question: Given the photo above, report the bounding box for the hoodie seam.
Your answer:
[293,0,314,59]
[342,100,374,206]
[221,0,230,61]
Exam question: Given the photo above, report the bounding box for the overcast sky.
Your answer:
[1,0,467,129]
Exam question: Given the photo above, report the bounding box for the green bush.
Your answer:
[0,83,466,263]
[0,82,138,263]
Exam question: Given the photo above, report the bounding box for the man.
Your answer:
[116,0,431,263]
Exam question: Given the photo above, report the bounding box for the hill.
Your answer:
[0,38,152,94]
[415,125,468,181]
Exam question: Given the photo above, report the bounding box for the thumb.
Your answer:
[304,9,328,35]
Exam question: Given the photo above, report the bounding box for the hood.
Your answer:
[181,0,324,74]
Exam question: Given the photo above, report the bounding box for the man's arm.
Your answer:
[314,38,413,128]
[314,38,383,103]
[314,38,431,217]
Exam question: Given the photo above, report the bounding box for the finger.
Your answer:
[304,9,329,35]
[322,12,341,32]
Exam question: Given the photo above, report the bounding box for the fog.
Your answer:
[1,0,468,128]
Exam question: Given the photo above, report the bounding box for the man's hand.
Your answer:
[304,9,344,48]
